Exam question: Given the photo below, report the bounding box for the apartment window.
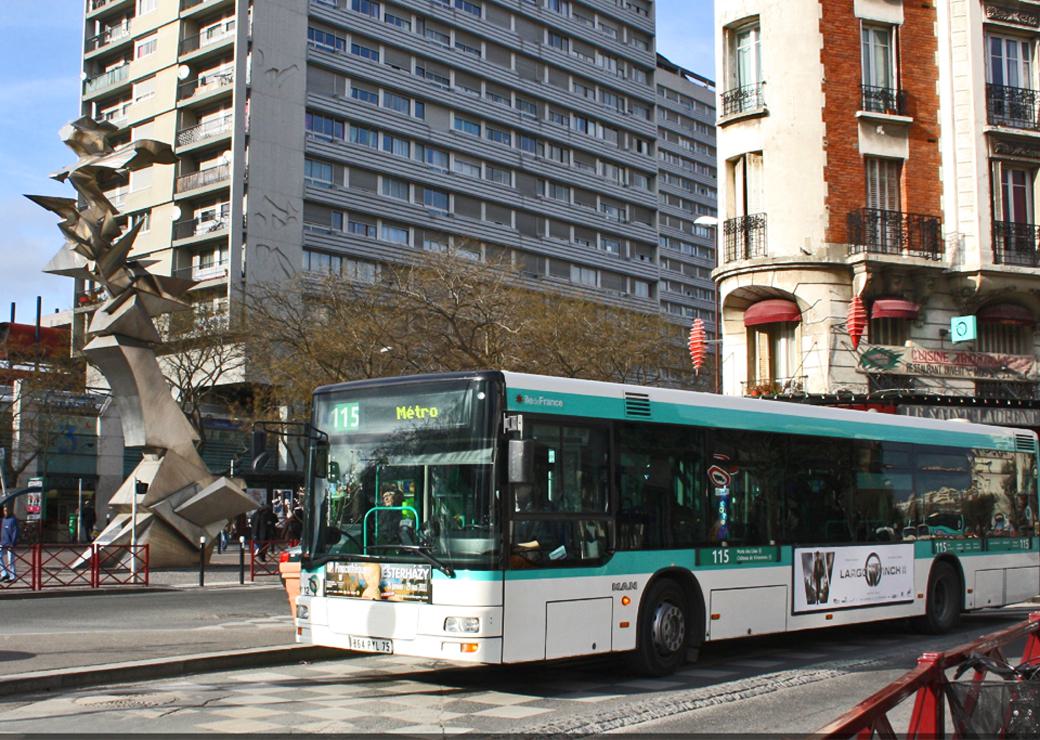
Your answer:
[423,25,451,46]
[516,98,538,117]
[549,109,569,126]
[351,42,380,61]
[519,135,540,154]
[601,237,621,254]
[304,158,334,186]
[733,22,761,89]
[865,157,901,211]
[453,157,481,178]
[748,321,797,388]
[381,223,410,243]
[351,0,380,17]
[422,187,449,212]
[729,152,765,218]
[978,307,1033,354]
[129,211,151,233]
[869,316,909,346]
[455,0,481,16]
[861,24,896,92]
[573,115,589,134]
[308,27,347,53]
[456,40,481,57]
[486,126,511,145]
[997,164,1036,223]
[350,125,379,147]
[988,34,1035,90]
[351,85,378,104]
[486,165,511,185]
[454,116,481,135]
[381,177,409,200]
[632,280,650,298]
[548,182,570,202]
[416,144,449,170]
[305,250,342,275]
[349,218,376,237]
[416,64,450,88]
[414,101,425,119]
[133,77,156,103]
[382,133,410,157]
[137,0,156,13]
[306,112,345,140]
[130,167,152,192]
[421,231,449,252]
[135,34,157,58]
[548,32,568,51]
[575,82,595,100]
[546,143,567,163]
[571,265,597,286]
[546,0,570,14]
[385,14,411,31]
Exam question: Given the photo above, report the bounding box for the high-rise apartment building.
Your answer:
[714,0,1040,428]
[79,0,670,352]
[655,55,718,345]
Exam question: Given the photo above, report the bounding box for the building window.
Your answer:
[519,135,540,154]
[351,85,378,104]
[308,27,347,53]
[351,42,380,62]
[381,177,409,200]
[988,34,1034,91]
[422,187,449,212]
[996,163,1036,224]
[454,116,481,135]
[349,219,376,237]
[865,156,901,211]
[137,0,156,13]
[350,125,379,148]
[869,317,908,346]
[861,25,896,92]
[486,165,511,185]
[381,223,410,244]
[978,312,1032,355]
[725,20,762,110]
[383,91,410,113]
[571,265,597,286]
[135,34,157,58]
[416,144,449,170]
[453,157,481,178]
[350,0,380,18]
[305,112,345,140]
[385,13,411,31]
[747,322,797,391]
[304,158,334,186]
[382,133,410,157]
[486,126,511,145]
[455,0,481,16]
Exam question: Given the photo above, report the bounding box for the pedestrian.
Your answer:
[1,504,19,582]
[251,503,277,562]
[80,499,96,543]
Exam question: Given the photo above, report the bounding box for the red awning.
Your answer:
[871,299,920,320]
[744,299,801,327]
[978,304,1035,325]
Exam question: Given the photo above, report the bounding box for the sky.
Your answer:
[0,0,715,322]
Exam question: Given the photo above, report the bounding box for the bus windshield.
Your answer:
[306,378,499,570]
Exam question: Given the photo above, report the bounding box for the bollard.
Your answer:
[199,535,206,587]
[239,535,246,584]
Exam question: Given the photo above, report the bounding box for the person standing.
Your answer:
[80,499,96,542]
[1,505,19,582]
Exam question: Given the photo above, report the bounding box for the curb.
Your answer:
[0,581,283,599]
[0,645,348,697]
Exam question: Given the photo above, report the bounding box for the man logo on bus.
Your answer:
[864,552,883,587]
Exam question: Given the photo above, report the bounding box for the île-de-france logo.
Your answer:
[864,552,883,587]
[859,347,902,371]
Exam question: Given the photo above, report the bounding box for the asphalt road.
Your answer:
[0,605,1031,735]
[0,586,293,675]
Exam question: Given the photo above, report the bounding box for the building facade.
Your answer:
[714,0,1040,427]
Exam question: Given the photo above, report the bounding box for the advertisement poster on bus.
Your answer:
[324,561,432,602]
[793,544,914,614]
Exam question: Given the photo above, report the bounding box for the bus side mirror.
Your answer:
[314,440,329,479]
[508,440,534,484]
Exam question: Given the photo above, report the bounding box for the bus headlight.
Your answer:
[296,604,310,621]
[444,616,480,634]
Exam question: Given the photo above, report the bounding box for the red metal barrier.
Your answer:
[37,544,93,589]
[0,546,36,590]
[818,611,1040,739]
[94,544,149,587]
[250,539,297,580]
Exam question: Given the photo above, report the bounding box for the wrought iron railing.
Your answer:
[847,208,943,259]
[173,261,229,281]
[85,22,131,52]
[176,72,233,101]
[992,220,1040,267]
[723,213,767,261]
[180,19,236,55]
[176,114,233,147]
[172,216,229,240]
[742,376,807,397]
[175,164,230,193]
[721,83,765,116]
[986,84,1040,130]
[860,84,907,115]
[89,0,129,12]
[976,380,1040,401]
[84,64,129,94]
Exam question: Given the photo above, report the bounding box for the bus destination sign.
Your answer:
[326,389,473,435]
[697,545,780,566]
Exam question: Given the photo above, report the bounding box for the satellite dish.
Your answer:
[170,204,183,220]
[177,65,191,80]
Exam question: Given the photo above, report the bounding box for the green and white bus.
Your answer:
[295,371,1039,675]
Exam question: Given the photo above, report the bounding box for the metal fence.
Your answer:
[249,539,298,580]
[0,544,148,591]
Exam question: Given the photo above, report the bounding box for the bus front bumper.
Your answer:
[297,623,502,663]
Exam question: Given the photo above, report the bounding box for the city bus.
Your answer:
[294,371,1039,675]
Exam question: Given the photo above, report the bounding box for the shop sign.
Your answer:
[794,544,915,614]
[900,405,1040,427]
[859,345,1038,381]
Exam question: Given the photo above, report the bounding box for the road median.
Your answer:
[0,644,347,697]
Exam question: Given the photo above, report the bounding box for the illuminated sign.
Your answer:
[395,405,440,421]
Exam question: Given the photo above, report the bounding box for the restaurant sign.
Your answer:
[859,345,1038,382]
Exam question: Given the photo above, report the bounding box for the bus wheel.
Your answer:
[630,580,688,676]
[915,561,961,634]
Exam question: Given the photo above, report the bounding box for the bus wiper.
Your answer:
[367,544,456,578]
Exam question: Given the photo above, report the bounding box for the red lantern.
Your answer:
[688,318,706,374]
[847,295,867,349]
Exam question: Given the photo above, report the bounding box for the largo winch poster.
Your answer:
[793,544,915,613]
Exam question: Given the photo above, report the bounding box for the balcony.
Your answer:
[742,376,806,397]
[847,208,943,260]
[986,84,1040,130]
[723,213,767,261]
[175,164,230,194]
[173,261,229,282]
[721,83,765,117]
[179,20,236,55]
[176,114,233,147]
[84,64,129,95]
[173,216,229,240]
[992,220,1040,267]
[87,0,131,14]
[85,22,131,53]
[860,84,907,116]
[177,72,233,102]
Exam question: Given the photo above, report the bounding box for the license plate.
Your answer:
[349,636,393,654]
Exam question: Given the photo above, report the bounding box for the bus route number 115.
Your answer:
[332,402,360,432]
[711,549,730,564]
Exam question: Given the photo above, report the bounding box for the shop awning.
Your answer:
[871,299,920,320]
[978,303,1035,325]
[744,299,801,327]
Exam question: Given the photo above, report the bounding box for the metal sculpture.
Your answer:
[27,117,255,566]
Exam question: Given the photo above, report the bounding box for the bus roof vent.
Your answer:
[1015,434,1036,453]
[624,392,652,418]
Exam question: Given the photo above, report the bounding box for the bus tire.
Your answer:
[629,579,688,676]
[915,561,961,634]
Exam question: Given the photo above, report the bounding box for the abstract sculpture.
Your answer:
[27,117,255,566]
